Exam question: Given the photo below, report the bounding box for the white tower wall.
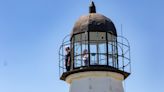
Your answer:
[66,71,124,92]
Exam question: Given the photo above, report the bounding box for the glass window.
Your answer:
[90,32,97,41]
[107,33,118,68]
[82,32,88,41]
[74,55,82,68]
[70,38,74,70]
[112,42,118,68]
[73,34,82,68]
[74,42,81,56]
[99,43,106,53]
[108,32,116,42]
[82,41,88,66]
[98,43,107,65]
[108,57,113,66]
[74,34,81,42]
[89,32,107,65]
[98,32,106,41]
[108,42,113,54]
[73,33,89,68]
[90,44,97,65]
[90,32,106,41]
[90,32,98,65]
[74,42,82,68]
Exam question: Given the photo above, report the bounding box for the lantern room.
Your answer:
[59,1,131,81]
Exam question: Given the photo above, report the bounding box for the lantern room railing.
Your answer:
[59,33,131,77]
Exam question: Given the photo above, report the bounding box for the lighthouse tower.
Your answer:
[59,1,131,92]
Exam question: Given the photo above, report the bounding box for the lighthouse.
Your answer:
[59,1,131,92]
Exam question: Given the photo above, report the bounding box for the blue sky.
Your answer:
[0,0,164,92]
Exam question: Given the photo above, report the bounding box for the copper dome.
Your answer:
[71,13,117,36]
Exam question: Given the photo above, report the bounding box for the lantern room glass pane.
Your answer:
[113,42,118,68]
[108,42,113,54]
[74,34,82,68]
[108,32,116,42]
[108,43,118,68]
[98,43,107,65]
[74,55,82,68]
[107,32,118,68]
[82,41,88,66]
[74,42,82,68]
[71,38,74,70]
[90,32,97,41]
[74,42,81,56]
[73,33,89,68]
[74,34,81,42]
[89,32,107,65]
[82,32,88,41]
[90,32,106,41]
[98,32,106,41]
[90,44,97,65]
[108,42,113,66]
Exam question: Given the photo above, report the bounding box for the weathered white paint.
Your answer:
[66,71,124,92]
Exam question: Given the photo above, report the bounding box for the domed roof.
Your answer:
[72,13,117,36]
